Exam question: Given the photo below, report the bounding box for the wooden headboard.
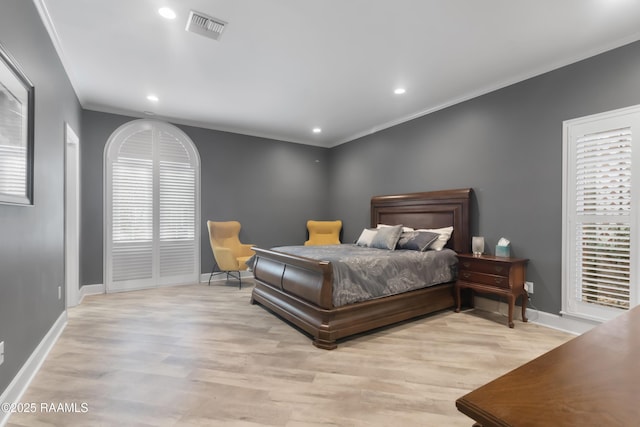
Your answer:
[370,188,472,253]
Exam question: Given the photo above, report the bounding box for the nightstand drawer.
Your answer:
[459,258,509,276]
[459,271,509,288]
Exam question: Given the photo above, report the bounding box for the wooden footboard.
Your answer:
[250,246,337,348]
[250,247,457,350]
[251,247,333,309]
[250,188,472,349]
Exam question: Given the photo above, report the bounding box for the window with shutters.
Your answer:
[562,105,640,322]
[0,45,33,206]
[104,120,200,292]
[0,95,30,204]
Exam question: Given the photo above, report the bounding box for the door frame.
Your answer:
[64,123,80,307]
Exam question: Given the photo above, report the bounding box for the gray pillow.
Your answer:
[370,224,403,250]
[397,231,440,251]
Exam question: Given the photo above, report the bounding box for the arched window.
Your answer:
[104,120,200,292]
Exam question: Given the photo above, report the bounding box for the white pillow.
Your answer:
[355,228,378,247]
[417,226,453,251]
[377,224,414,232]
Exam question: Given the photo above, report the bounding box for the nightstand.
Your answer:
[455,253,529,328]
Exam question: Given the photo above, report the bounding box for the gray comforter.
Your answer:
[269,244,458,307]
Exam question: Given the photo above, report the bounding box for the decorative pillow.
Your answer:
[370,224,403,250]
[417,226,454,251]
[378,224,414,232]
[355,228,378,247]
[396,231,440,251]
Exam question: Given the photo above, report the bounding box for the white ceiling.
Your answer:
[37,0,640,147]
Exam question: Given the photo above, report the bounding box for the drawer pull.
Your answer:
[494,266,504,273]
[462,262,471,268]
[462,272,471,279]
[494,277,504,285]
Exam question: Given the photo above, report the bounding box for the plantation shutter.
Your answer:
[158,129,197,284]
[575,128,631,310]
[563,106,640,322]
[111,129,154,286]
[105,120,200,292]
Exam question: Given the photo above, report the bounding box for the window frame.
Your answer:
[104,119,201,292]
[0,41,34,206]
[562,105,640,323]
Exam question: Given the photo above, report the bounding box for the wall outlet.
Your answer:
[58,286,62,300]
[525,281,534,294]
[0,341,4,366]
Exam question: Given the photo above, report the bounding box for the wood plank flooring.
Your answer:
[6,281,572,426]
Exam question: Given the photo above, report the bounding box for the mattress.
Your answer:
[269,244,458,307]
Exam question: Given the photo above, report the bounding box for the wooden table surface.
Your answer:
[456,305,640,426]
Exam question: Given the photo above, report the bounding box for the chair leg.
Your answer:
[225,271,242,289]
[208,266,215,286]
[208,267,242,290]
[209,258,222,286]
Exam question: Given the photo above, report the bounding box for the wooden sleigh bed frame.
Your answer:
[250,188,472,349]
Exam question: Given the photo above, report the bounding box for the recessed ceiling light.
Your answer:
[312,127,322,134]
[147,95,159,102]
[394,88,406,95]
[158,7,176,20]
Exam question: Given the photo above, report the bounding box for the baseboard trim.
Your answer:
[472,296,598,336]
[199,271,254,284]
[530,309,600,335]
[78,283,105,304]
[0,311,67,427]
[79,275,256,295]
[82,280,218,297]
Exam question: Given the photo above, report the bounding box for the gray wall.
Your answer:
[329,40,640,315]
[0,0,82,393]
[80,111,330,286]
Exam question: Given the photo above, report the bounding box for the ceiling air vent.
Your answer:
[185,10,227,41]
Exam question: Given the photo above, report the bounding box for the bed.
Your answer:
[250,188,472,349]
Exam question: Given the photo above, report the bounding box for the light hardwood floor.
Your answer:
[7,281,572,427]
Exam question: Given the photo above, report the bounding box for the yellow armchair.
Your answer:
[304,220,342,246]
[207,220,255,288]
